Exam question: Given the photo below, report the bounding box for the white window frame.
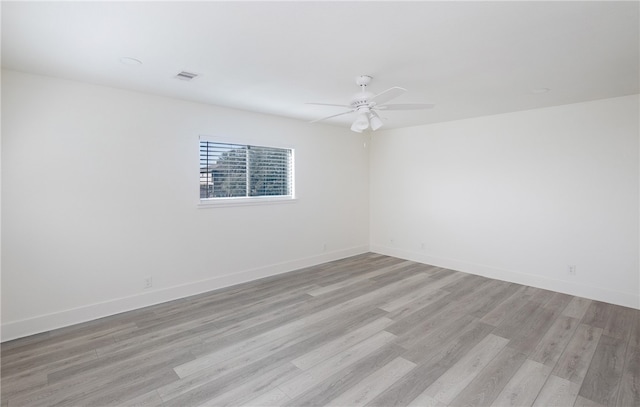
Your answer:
[198,135,296,208]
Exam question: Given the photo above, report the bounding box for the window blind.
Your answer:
[199,141,293,199]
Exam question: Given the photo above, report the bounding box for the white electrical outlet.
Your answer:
[144,276,153,289]
[568,265,577,276]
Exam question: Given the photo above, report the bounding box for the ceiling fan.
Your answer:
[308,75,435,133]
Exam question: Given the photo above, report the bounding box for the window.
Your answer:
[199,140,294,203]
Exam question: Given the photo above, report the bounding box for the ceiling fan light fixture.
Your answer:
[368,111,383,131]
[352,112,369,132]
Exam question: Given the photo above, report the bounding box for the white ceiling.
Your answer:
[2,1,639,130]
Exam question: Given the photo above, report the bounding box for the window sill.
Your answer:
[198,196,298,209]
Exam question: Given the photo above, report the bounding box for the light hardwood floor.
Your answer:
[1,253,639,406]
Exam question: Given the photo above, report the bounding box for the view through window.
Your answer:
[199,141,294,200]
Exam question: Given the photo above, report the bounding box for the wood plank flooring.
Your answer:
[1,253,639,407]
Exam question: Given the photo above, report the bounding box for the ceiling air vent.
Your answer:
[175,71,198,81]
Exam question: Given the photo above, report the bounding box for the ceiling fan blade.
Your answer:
[309,110,354,124]
[370,87,407,105]
[376,103,435,110]
[306,102,353,108]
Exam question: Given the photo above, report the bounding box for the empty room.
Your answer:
[1,1,639,406]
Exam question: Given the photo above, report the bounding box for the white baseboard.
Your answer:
[1,245,369,342]
[370,244,640,310]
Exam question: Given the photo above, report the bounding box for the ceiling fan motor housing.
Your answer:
[351,94,373,110]
[353,75,374,110]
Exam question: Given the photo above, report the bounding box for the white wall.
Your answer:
[370,95,639,309]
[1,70,370,341]
[3,70,638,342]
